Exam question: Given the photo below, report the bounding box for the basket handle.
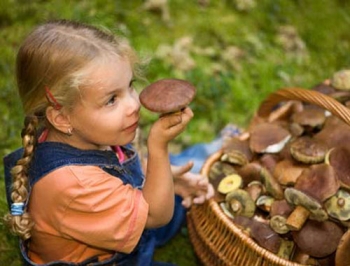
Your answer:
[257,87,350,126]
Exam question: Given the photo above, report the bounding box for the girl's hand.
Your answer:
[172,161,215,208]
[148,107,193,149]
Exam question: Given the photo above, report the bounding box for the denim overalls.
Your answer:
[4,142,184,266]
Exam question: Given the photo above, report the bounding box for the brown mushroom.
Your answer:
[233,215,282,254]
[267,100,302,123]
[236,161,262,185]
[249,122,291,154]
[208,160,237,202]
[139,78,196,115]
[314,115,350,149]
[208,160,236,190]
[273,159,306,186]
[259,153,280,174]
[269,199,293,234]
[311,79,336,95]
[335,229,350,266]
[270,199,293,217]
[326,146,350,190]
[208,160,236,179]
[285,164,339,231]
[289,136,328,164]
[245,181,264,202]
[291,107,326,130]
[284,187,328,231]
[220,137,253,166]
[292,248,320,265]
[292,220,344,258]
[294,163,339,203]
[288,122,304,137]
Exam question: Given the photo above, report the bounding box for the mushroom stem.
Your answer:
[286,205,310,231]
[159,108,185,117]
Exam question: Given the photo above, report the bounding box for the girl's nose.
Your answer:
[127,90,141,115]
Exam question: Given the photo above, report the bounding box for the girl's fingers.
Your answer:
[172,161,194,177]
[205,184,215,200]
[192,194,206,205]
[181,197,192,208]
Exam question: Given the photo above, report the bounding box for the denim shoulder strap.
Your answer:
[3,142,143,208]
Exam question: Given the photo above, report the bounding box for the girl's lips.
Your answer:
[124,121,139,132]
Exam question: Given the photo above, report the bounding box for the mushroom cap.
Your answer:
[233,215,282,253]
[221,137,253,166]
[288,122,304,137]
[250,218,282,253]
[289,136,328,164]
[236,161,262,185]
[314,116,350,149]
[273,159,306,186]
[294,163,339,203]
[249,122,291,153]
[270,199,293,217]
[259,153,280,174]
[326,146,350,189]
[292,220,344,258]
[209,161,236,179]
[311,80,336,95]
[265,100,303,125]
[139,78,196,113]
[335,229,350,266]
[291,107,326,128]
[245,181,264,202]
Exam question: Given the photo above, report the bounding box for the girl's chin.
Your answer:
[114,135,137,147]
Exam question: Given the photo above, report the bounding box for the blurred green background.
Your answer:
[1,0,350,265]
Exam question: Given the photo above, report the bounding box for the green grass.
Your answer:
[1,0,350,265]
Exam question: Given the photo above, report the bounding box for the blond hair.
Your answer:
[4,19,142,240]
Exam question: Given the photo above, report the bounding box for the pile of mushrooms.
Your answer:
[208,69,350,265]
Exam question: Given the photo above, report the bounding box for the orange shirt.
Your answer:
[27,165,149,263]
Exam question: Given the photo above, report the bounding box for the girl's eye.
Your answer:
[106,95,117,106]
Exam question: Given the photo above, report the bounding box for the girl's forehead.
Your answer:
[82,57,133,91]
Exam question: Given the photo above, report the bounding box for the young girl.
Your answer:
[3,19,213,266]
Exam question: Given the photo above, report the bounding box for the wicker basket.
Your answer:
[187,87,350,266]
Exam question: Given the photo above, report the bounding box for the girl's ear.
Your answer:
[45,106,72,134]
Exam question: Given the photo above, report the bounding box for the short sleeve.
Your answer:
[53,165,149,253]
